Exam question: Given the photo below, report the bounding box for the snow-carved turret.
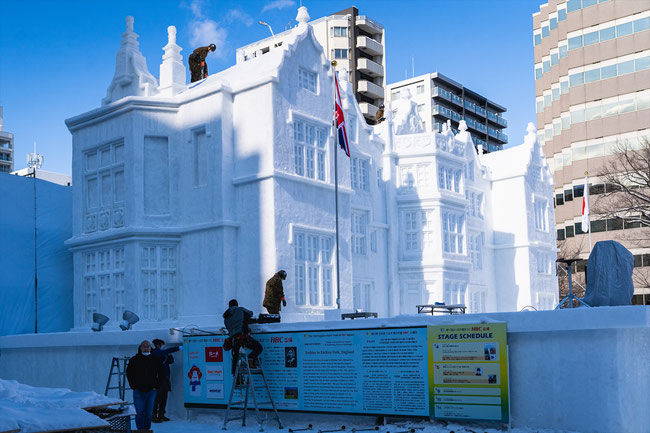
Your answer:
[393,89,425,135]
[159,26,185,97]
[102,16,159,105]
[296,6,310,30]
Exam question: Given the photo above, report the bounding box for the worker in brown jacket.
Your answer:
[188,44,216,82]
[263,270,287,314]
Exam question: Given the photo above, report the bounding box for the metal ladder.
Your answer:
[104,357,130,400]
[222,348,283,431]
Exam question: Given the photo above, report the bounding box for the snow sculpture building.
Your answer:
[64,10,557,330]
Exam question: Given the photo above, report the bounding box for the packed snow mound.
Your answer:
[0,379,121,433]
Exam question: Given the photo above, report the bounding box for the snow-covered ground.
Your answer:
[139,413,580,433]
[0,377,580,433]
[0,379,122,433]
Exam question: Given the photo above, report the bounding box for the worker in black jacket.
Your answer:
[151,339,180,423]
[223,299,262,374]
[189,44,216,82]
[126,340,164,430]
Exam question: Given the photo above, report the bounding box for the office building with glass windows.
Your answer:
[386,73,508,153]
[533,0,650,304]
[0,107,14,173]
[237,6,385,125]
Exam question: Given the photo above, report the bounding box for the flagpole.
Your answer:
[332,60,341,310]
[586,171,592,252]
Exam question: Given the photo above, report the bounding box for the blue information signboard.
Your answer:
[183,326,430,416]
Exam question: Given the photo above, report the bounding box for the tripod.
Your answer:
[556,258,590,309]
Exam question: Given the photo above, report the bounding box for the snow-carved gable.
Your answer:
[102,16,159,105]
[393,89,425,135]
[435,120,466,156]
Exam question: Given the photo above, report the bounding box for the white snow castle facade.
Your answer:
[65,9,557,330]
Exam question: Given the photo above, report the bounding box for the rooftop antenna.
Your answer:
[27,141,44,171]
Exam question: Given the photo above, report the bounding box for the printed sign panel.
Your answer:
[183,326,430,416]
[428,323,509,423]
[182,323,509,421]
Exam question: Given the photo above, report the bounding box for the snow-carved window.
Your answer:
[404,211,418,251]
[402,209,434,253]
[470,287,486,313]
[465,190,484,218]
[400,163,431,193]
[465,161,475,181]
[293,230,334,307]
[351,157,369,191]
[537,250,552,274]
[352,211,368,255]
[534,197,549,231]
[537,293,555,310]
[83,246,125,325]
[298,68,317,93]
[438,164,462,193]
[293,119,327,181]
[442,212,465,254]
[353,281,374,311]
[469,233,483,269]
[348,114,357,142]
[140,245,177,321]
[444,281,467,305]
[84,141,125,233]
[370,230,378,253]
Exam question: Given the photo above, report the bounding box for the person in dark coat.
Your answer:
[263,270,287,314]
[126,340,164,430]
[188,44,216,82]
[151,339,180,423]
[223,299,262,374]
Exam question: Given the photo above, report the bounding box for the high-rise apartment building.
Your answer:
[237,6,385,124]
[533,0,650,304]
[0,107,14,173]
[387,73,508,152]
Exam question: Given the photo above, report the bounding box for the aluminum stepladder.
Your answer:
[222,348,283,431]
[104,356,130,400]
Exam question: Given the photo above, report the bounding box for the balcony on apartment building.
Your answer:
[357,35,383,56]
[359,102,379,118]
[357,57,384,77]
[356,15,383,34]
[358,79,384,99]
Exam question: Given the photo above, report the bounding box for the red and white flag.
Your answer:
[581,175,590,233]
[334,72,350,157]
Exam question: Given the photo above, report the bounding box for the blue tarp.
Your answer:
[0,173,73,335]
[584,240,634,307]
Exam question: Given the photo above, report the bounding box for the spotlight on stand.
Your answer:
[91,313,110,332]
[120,310,139,331]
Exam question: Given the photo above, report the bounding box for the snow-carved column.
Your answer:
[159,26,186,97]
[102,16,159,105]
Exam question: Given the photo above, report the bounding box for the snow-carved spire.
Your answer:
[455,119,472,143]
[159,26,186,97]
[102,16,159,105]
[296,6,310,29]
[524,122,537,147]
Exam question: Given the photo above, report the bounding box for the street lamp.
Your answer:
[258,20,276,43]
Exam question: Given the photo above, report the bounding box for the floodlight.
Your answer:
[119,310,140,330]
[91,313,110,332]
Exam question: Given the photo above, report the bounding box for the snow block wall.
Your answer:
[0,173,73,336]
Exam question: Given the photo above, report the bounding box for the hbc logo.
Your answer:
[205,346,223,362]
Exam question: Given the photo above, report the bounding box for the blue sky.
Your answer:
[0,0,542,175]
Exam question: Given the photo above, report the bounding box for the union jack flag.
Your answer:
[334,73,350,158]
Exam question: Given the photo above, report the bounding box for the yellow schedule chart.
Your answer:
[428,323,508,423]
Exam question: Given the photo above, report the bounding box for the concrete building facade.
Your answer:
[533,0,650,304]
[236,6,386,125]
[0,107,14,173]
[387,73,509,153]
